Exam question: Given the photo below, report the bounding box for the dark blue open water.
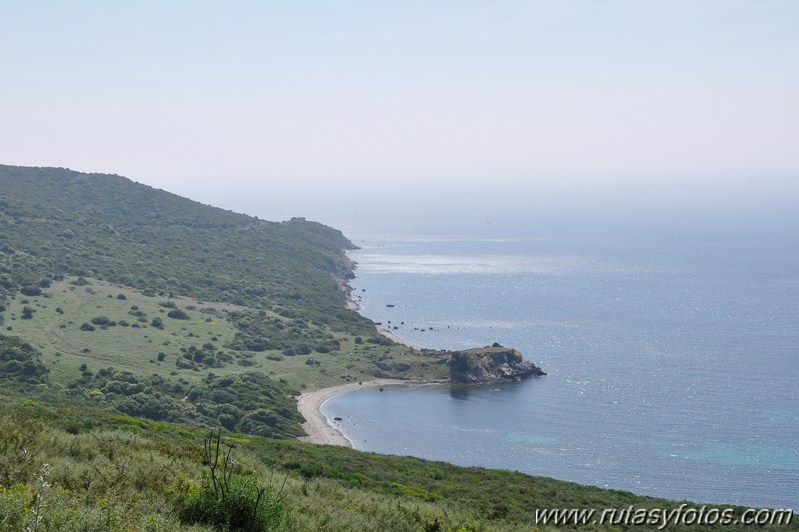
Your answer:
[321,186,799,509]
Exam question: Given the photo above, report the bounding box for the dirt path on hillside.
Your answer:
[43,288,85,355]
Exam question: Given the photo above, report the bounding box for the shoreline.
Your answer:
[306,252,433,447]
[296,378,447,447]
[376,327,423,349]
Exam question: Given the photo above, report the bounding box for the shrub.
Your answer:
[178,430,288,530]
[20,286,42,297]
[91,316,110,326]
[167,309,190,320]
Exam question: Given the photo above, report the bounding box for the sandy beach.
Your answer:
[297,377,450,446]
[296,379,408,447]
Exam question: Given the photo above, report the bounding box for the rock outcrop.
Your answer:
[447,345,546,384]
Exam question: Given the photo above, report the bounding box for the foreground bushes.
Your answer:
[180,473,287,531]
[0,407,291,531]
[4,399,783,531]
[0,409,196,530]
[0,403,508,531]
[177,430,289,531]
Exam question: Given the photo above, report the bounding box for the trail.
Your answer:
[43,288,85,356]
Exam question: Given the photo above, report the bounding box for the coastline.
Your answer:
[296,379,408,447]
[376,327,422,349]
[297,378,448,447]
[299,256,436,447]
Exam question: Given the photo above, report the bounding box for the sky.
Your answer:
[2,1,798,219]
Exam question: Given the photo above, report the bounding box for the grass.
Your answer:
[4,278,449,392]
[0,400,521,531]
[5,278,246,382]
[2,398,795,531]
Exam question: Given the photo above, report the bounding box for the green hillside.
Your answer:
[0,164,364,327]
[1,165,793,531]
[0,164,450,439]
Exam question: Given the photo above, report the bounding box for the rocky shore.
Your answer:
[447,345,547,383]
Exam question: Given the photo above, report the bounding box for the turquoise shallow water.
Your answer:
[322,201,799,509]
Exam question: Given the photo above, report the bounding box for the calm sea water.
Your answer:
[321,188,799,509]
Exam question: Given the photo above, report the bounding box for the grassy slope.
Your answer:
[4,277,445,391]
[4,399,793,532]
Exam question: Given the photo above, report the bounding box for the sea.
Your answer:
[313,182,799,510]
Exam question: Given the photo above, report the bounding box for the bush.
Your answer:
[178,430,288,530]
[19,286,42,297]
[168,309,190,320]
[91,316,110,326]
[181,474,287,531]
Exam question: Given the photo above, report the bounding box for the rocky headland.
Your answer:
[447,344,546,384]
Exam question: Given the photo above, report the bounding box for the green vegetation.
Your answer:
[1,165,794,530]
[0,165,365,331]
[178,430,289,530]
[0,165,449,437]
[0,334,49,383]
[2,399,793,531]
[1,275,448,434]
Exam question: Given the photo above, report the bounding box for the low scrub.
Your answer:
[177,430,289,530]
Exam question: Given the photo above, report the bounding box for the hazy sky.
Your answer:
[2,1,798,210]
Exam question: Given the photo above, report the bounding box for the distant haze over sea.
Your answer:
[314,179,799,509]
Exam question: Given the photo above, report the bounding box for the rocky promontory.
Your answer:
[447,345,546,384]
